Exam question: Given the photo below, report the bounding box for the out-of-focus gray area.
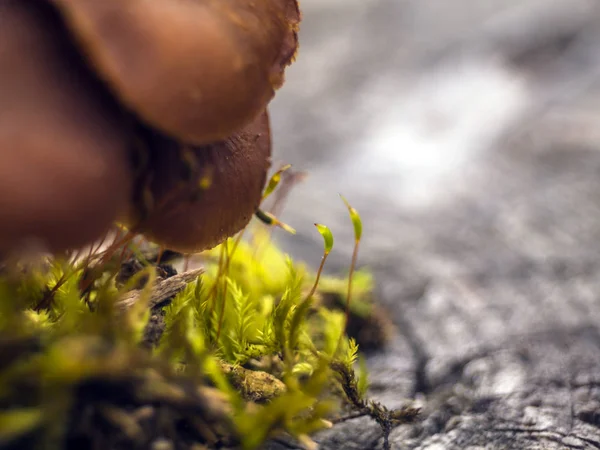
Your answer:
[270,0,600,267]
[265,1,600,448]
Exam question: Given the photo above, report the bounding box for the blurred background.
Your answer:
[267,0,600,276]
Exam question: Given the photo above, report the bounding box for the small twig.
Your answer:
[330,361,420,450]
[331,411,370,424]
[117,268,204,310]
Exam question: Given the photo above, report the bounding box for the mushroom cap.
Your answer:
[50,0,301,144]
[130,111,272,253]
[0,1,132,253]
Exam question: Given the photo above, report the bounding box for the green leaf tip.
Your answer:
[314,223,334,254]
[262,164,293,200]
[339,195,362,241]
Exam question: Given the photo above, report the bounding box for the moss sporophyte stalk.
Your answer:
[0,186,419,450]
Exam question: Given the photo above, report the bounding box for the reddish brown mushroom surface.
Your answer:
[50,0,301,144]
[129,111,273,254]
[0,1,132,253]
[0,0,301,254]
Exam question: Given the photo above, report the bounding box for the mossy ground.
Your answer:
[0,198,418,450]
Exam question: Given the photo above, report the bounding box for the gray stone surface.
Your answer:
[263,1,600,448]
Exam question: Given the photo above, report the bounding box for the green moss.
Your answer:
[0,205,418,449]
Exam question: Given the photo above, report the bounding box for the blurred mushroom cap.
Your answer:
[51,0,301,144]
[130,111,272,253]
[0,1,132,253]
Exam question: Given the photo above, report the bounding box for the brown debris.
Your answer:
[118,269,204,311]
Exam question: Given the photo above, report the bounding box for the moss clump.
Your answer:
[0,197,419,450]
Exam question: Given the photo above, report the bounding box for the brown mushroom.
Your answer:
[0,1,132,253]
[0,0,301,255]
[128,111,272,253]
[49,0,301,144]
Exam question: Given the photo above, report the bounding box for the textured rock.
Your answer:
[264,1,600,448]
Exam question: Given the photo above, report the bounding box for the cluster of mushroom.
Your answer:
[0,0,300,254]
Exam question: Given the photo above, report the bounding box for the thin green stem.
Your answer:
[306,250,329,302]
[215,240,230,345]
